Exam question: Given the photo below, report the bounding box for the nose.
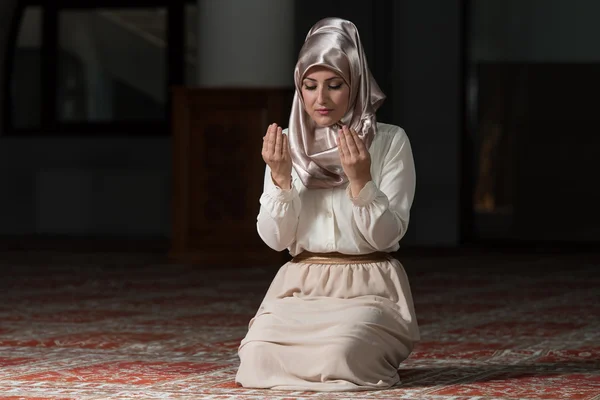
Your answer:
[317,86,329,105]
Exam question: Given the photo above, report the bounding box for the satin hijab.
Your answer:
[288,18,386,189]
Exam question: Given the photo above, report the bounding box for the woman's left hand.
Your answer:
[338,125,372,196]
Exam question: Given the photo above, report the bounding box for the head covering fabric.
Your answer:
[288,17,386,189]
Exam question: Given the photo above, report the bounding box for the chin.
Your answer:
[312,115,341,128]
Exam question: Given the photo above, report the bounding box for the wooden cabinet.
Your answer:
[170,87,294,266]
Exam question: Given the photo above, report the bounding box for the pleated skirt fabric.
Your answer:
[235,257,420,392]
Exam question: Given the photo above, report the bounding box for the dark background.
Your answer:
[0,0,598,255]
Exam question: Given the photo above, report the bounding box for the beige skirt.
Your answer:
[235,253,420,392]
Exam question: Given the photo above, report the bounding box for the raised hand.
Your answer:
[262,123,292,189]
[337,125,372,196]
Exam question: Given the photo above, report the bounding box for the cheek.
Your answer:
[342,88,351,109]
[301,92,314,115]
[334,89,350,114]
[301,90,314,107]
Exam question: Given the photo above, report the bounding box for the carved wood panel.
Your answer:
[170,88,293,265]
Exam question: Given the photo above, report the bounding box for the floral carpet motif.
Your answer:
[0,251,598,399]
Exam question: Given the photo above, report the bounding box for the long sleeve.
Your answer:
[347,131,416,250]
[256,165,302,251]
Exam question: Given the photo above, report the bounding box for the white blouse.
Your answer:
[257,123,416,257]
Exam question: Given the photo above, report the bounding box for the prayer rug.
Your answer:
[0,251,598,399]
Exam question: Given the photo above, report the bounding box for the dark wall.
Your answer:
[0,0,464,247]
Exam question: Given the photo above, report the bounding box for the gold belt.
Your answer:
[291,251,391,265]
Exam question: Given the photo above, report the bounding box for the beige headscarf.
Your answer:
[288,18,386,189]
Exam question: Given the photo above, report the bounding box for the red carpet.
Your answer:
[0,251,598,399]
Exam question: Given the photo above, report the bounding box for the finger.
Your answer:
[343,126,359,157]
[274,126,283,157]
[338,129,348,161]
[266,124,276,156]
[350,129,367,154]
[262,124,273,154]
[264,123,275,139]
[282,133,290,158]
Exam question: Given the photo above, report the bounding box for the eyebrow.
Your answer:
[303,77,341,82]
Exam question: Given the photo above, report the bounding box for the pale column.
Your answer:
[196,0,295,87]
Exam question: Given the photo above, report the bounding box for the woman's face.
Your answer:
[301,66,350,127]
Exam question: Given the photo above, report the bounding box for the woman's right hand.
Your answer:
[262,123,292,189]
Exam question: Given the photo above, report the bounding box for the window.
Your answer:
[57,8,167,122]
[5,1,191,136]
[11,6,42,129]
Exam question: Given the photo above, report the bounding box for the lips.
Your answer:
[316,108,332,115]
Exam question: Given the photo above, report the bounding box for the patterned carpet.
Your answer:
[0,250,598,399]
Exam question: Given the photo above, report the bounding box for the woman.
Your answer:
[236,17,419,392]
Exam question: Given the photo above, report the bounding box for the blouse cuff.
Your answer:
[346,180,378,206]
[267,178,298,203]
